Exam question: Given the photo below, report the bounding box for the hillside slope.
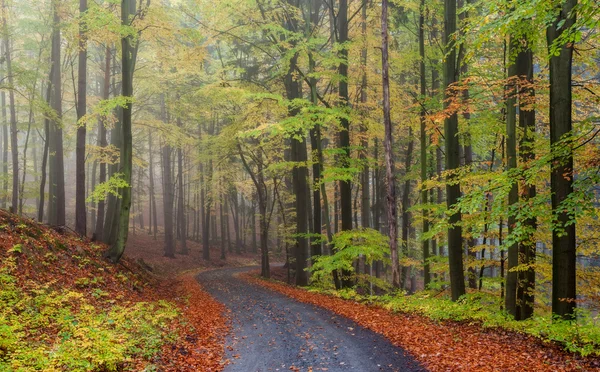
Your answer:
[0,210,227,371]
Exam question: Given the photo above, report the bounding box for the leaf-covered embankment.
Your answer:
[243,272,600,372]
[0,210,227,371]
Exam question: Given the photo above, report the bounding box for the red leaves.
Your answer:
[157,274,229,371]
[244,273,599,372]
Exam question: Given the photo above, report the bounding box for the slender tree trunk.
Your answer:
[148,129,158,239]
[75,0,88,235]
[1,44,7,210]
[419,0,431,287]
[547,0,577,319]
[38,79,50,222]
[337,0,353,288]
[103,49,121,245]
[505,37,519,317]
[219,188,226,259]
[382,0,400,288]
[360,0,370,234]
[401,128,414,290]
[105,0,135,262]
[162,142,175,258]
[48,0,66,226]
[517,44,536,320]
[93,47,110,241]
[2,1,18,214]
[443,0,466,300]
[202,158,212,260]
[137,166,144,230]
[252,200,258,253]
[177,118,187,254]
[230,191,242,254]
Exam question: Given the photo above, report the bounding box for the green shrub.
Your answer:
[309,228,391,291]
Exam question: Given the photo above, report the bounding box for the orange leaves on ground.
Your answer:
[243,273,599,372]
[158,274,229,371]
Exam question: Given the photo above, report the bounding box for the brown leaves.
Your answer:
[157,274,229,371]
[244,273,599,372]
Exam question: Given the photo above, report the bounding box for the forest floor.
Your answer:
[244,267,600,372]
[197,266,425,372]
[0,211,247,371]
[124,232,262,277]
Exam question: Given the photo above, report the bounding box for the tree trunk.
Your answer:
[94,46,111,241]
[401,128,414,291]
[48,1,66,226]
[443,0,466,300]
[381,0,400,288]
[505,36,519,317]
[419,0,431,287]
[219,189,226,259]
[105,0,135,262]
[38,79,50,222]
[177,118,188,254]
[103,49,121,245]
[75,0,88,235]
[162,142,175,258]
[517,44,536,320]
[1,44,7,210]
[337,0,353,288]
[2,1,18,214]
[202,158,212,260]
[547,0,577,319]
[148,129,158,239]
[137,166,144,230]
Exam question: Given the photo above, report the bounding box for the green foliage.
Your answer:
[309,228,391,290]
[0,264,178,371]
[86,173,130,203]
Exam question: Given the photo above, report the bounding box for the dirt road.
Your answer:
[197,267,425,372]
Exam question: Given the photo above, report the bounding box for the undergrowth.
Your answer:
[0,211,186,371]
[0,255,178,371]
[322,288,600,357]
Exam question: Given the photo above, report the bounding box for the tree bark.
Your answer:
[162,142,175,258]
[38,76,51,222]
[148,129,158,239]
[419,0,431,287]
[177,118,188,254]
[517,44,536,320]
[75,0,88,235]
[381,0,400,288]
[1,43,7,210]
[443,0,466,300]
[547,0,577,319]
[401,128,414,291]
[105,0,136,262]
[337,0,353,288]
[360,0,370,233]
[48,0,66,227]
[93,46,111,241]
[2,0,18,214]
[505,36,519,317]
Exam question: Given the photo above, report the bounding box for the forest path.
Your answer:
[196,266,425,372]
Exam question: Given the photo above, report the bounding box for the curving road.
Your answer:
[196,267,426,372]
